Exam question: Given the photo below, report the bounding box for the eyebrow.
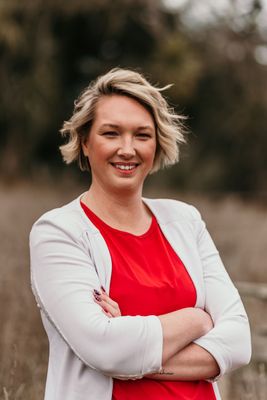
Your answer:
[99,123,155,131]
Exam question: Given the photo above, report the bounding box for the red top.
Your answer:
[81,202,216,400]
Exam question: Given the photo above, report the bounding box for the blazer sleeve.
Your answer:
[29,213,163,379]
[191,206,252,379]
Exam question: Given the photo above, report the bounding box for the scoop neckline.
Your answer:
[80,200,157,239]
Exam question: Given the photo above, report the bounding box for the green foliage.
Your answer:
[184,28,267,192]
[0,0,266,192]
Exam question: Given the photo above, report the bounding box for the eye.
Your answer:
[136,133,152,139]
[102,131,119,137]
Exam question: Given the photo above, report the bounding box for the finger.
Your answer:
[94,290,117,307]
[101,308,113,318]
[95,288,120,310]
[100,292,120,309]
[93,289,121,316]
[94,297,120,317]
[94,290,121,313]
[97,298,120,316]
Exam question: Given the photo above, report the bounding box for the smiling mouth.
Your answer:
[111,163,139,171]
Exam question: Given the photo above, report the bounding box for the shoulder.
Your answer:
[143,198,202,224]
[30,194,96,244]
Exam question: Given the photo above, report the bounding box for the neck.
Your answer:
[82,181,151,231]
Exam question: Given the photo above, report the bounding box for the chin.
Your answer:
[110,180,143,194]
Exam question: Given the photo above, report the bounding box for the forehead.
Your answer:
[93,95,155,127]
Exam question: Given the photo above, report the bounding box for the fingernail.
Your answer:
[94,295,101,302]
[101,286,106,293]
[94,289,101,296]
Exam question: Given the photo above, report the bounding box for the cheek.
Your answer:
[145,142,157,160]
[89,143,116,165]
[97,142,115,157]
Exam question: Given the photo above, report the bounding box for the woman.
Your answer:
[30,68,251,400]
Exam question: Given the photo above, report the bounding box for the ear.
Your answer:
[81,136,89,157]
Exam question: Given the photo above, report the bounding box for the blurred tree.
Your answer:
[178,0,267,192]
[0,0,61,177]
[0,0,266,193]
[0,0,198,181]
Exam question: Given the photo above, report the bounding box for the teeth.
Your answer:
[114,164,136,170]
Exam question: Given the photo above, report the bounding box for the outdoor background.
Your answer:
[1,0,267,399]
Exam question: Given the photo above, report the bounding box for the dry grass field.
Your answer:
[0,181,266,399]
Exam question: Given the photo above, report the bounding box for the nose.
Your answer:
[117,136,136,158]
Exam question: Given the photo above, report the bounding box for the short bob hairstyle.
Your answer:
[60,67,186,173]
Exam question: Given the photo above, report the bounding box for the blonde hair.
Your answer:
[60,67,186,173]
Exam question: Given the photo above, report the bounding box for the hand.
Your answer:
[93,287,121,318]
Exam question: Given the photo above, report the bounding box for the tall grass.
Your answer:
[1,182,266,399]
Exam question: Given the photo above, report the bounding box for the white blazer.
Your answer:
[30,194,251,400]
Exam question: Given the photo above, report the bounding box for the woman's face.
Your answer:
[82,94,157,195]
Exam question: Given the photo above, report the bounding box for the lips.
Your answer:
[111,162,139,171]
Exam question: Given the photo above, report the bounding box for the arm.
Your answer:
[30,214,211,380]
[95,290,217,380]
[145,343,220,381]
[157,308,213,364]
[98,290,213,364]
[190,206,252,378]
[92,205,251,380]
[30,215,162,379]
